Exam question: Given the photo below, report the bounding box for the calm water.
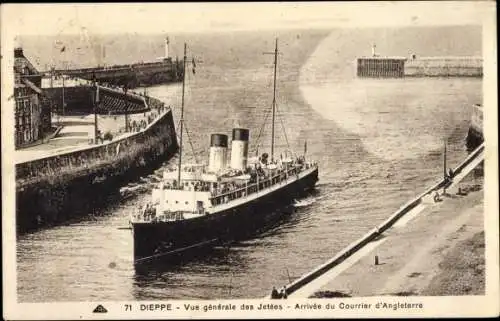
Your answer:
[17,27,482,301]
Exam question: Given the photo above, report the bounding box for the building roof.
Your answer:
[14,47,39,79]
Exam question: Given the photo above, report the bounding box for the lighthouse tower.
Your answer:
[157,36,172,61]
[371,43,377,57]
[164,37,170,59]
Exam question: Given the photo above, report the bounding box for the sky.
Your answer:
[1,2,494,37]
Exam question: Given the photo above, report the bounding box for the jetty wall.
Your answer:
[280,143,485,297]
[16,95,178,232]
[47,60,183,88]
[356,56,483,78]
[356,57,406,77]
[404,57,483,77]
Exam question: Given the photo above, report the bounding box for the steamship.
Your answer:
[131,40,319,264]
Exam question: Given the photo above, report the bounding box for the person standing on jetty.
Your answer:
[280,286,288,299]
[270,287,279,299]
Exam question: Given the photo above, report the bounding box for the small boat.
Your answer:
[131,39,319,264]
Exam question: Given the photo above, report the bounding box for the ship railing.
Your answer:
[133,210,185,223]
[210,164,312,206]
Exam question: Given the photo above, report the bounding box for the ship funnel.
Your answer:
[208,134,228,173]
[230,128,250,171]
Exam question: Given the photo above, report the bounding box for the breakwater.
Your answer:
[16,94,178,232]
[47,59,183,89]
[356,56,482,78]
[405,57,483,77]
[273,143,485,298]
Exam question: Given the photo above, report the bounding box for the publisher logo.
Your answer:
[93,305,108,313]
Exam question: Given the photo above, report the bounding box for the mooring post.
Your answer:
[375,255,379,265]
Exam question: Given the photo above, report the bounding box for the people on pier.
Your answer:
[270,287,280,299]
[457,187,467,196]
[280,286,288,299]
[433,190,442,203]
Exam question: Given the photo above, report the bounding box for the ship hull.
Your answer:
[133,167,319,264]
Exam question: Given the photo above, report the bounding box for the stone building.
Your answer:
[14,47,52,148]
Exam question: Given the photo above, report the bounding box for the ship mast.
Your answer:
[271,38,278,161]
[177,43,187,187]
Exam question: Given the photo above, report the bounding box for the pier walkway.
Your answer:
[268,143,485,299]
[15,108,170,165]
[310,185,483,298]
[15,83,180,166]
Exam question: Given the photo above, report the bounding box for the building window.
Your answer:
[24,99,31,114]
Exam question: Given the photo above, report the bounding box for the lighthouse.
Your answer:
[372,43,377,57]
[157,36,171,61]
[164,37,170,59]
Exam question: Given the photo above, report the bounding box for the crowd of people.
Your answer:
[47,74,91,87]
[270,286,288,299]
[125,99,169,133]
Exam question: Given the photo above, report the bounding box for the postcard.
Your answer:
[2,1,498,319]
